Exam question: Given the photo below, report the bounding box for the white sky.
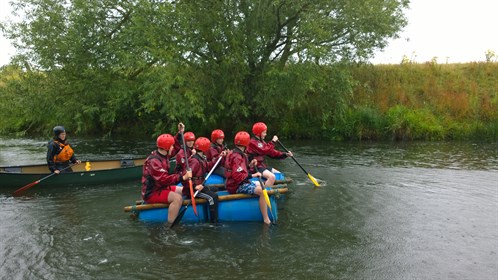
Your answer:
[1,0,497,66]
[371,0,498,64]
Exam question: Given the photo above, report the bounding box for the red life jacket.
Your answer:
[191,154,207,186]
[224,147,250,194]
[141,151,179,200]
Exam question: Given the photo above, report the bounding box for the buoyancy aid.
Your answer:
[142,154,162,200]
[53,141,74,162]
[225,148,249,178]
[191,154,207,185]
[141,151,179,200]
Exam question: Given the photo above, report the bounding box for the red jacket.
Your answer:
[205,143,225,166]
[224,147,252,194]
[141,150,181,201]
[171,132,183,157]
[175,147,194,174]
[246,137,286,169]
[181,153,216,196]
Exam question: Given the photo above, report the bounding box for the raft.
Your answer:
[124,173,290,223]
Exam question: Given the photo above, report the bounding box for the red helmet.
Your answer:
[234,131,250,147]
[184,131,195,141]
[252,122,267,137]
[194,137,211,153]
[211,129,225,143]
[156,134,175,150]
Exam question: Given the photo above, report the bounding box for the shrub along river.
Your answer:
[0,137,497,279]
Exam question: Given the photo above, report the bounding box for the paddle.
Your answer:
[257,176,276,224]
[12,163,76,197]
[277,140,320,187]
[170,156,223,228]
[180,131,197,216]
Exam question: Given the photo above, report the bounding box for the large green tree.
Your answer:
[1,0,408,136]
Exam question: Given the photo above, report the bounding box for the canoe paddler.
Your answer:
[46,126,81,174]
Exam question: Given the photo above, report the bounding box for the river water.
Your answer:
[0,137,497,279]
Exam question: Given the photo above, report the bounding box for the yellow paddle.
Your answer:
[277,140,320,187]
[257,177,275,224]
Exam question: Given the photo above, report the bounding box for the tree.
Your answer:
[2,0,409,136]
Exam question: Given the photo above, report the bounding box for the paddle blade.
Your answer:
[13,180,40,197]
[189,181,197,216]
[308,173,320,187]
[85,161,91,171]
[170,206,187,228]
[263,189,272,210]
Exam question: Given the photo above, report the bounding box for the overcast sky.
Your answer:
[1,0,497,66]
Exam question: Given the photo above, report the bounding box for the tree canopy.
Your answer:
[1,0,409,137]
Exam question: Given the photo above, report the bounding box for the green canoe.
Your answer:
[0,158,145,189]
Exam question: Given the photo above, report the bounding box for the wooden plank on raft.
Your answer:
[123,188,289,212]
[132,184,288,205]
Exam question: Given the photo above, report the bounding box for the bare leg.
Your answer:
[167,191,183,224]
[262,169,276,187]
[254,184,271,225]
[175,186,183,194]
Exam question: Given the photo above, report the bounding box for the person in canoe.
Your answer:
[246,122,293,187]
[46,126,81,174]
[181,136,224,223]
[205,129,229,177]
[142,134,192,224]
[225,131,271,225]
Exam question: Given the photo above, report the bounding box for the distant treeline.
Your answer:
[0,62,496,141]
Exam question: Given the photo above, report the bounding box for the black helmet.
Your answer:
[53,126,66,137]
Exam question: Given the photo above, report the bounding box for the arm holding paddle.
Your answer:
[47,126,81,174]
[247,122,291,188]
[170,156,223,228]
[277,140,320,187]
[14,125,83,197]
[270,135,293,158]
[179,130,198,216]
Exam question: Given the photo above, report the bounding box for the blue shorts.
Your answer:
[236,181,257,195]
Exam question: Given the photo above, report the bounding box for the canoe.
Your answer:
[0,158,145,189]
[124,173,290,224]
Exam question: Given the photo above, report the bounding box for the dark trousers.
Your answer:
[196,187,219,223]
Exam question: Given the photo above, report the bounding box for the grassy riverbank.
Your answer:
[339,62,497,141]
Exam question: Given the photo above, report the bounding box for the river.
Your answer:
[0,137,497,279]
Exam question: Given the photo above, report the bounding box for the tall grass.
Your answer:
[347,62,498,141]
